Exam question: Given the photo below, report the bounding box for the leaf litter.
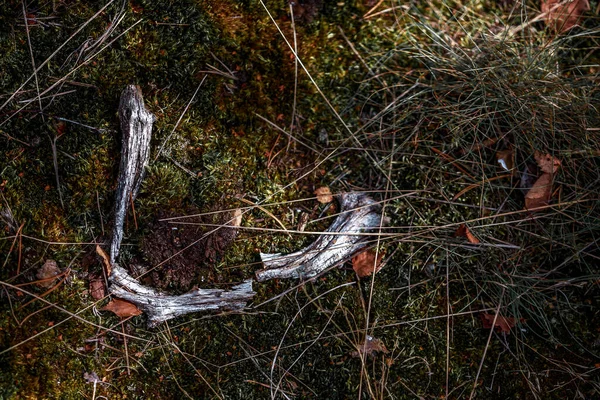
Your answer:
[102,298,143,318]
[352,249,384,277]
[525,152,561,210]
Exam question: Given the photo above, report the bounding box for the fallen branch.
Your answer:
[109,265,255,328]
[110,85,155,265]
[255,192,383,282]
[107,85,255,327]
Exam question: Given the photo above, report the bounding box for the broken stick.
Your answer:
[110,85,155,265]
[255,192,383,282]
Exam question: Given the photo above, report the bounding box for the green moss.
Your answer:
[1,0,599,398]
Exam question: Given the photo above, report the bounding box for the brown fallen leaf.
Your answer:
[89,276,106,300]
[352,249,383,277]
[455,224,480,244]
[102,298,142,318]
[496,149,514,172]
[351,335,389,358]
[534,151,561,174]
[96,245,112,276]
[314,186,333,204]
[525,172,553,209]
[36,260,61,288]
[480,313,522,334]
[541,0,590,33]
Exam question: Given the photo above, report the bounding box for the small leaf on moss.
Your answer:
[455,224,480,244]
[36,260,61,288]
[480,313,521,334]
[314,186,333,204]
[351,335,389,358]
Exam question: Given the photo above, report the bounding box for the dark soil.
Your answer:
[135,208,239,293]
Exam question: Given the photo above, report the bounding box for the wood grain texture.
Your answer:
[109,264,255,327]
[255,192,383,282]
[110,85,155,264]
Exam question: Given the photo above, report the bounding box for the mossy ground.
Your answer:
[1,0,600,398]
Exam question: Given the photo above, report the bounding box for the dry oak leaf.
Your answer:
[541,0,590,33]
[352,249,384,277]
[455,224,480,244]
[534,151,561,174]
[480,313,522,334]
[525,172,553,209]
[314,186,333,204]
[102,298,142,318]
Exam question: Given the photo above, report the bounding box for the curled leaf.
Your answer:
[352,249,383,277]
[96,245,112,276]
[102,298,142,318]
[496,149,514,172]
[525,172,553,209]
[455,224,480,244]
[534,151,561,174]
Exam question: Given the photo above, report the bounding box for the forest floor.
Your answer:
[1,0,599,398]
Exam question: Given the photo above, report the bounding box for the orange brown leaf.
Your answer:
[525,173,553,209]
[480,313,521,334]
[314,186,333,204]
[96,245,112,276]
[102,298,142,318]
[352,249,383,277]
[534,151,561,174]
[541,0,590,33]
[455,224,480,244]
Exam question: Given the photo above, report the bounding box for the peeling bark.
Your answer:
[109,265,255,328]
[255,193,383,282]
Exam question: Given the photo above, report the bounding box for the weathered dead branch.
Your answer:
[255,192,383,282]
[107,85,254,327]
[109,265,255,327]
[110,85,155,265]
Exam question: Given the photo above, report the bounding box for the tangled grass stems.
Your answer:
[341,6,600,396]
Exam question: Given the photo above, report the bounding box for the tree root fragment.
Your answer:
[255,192,383,282]
[107,85,255,327]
